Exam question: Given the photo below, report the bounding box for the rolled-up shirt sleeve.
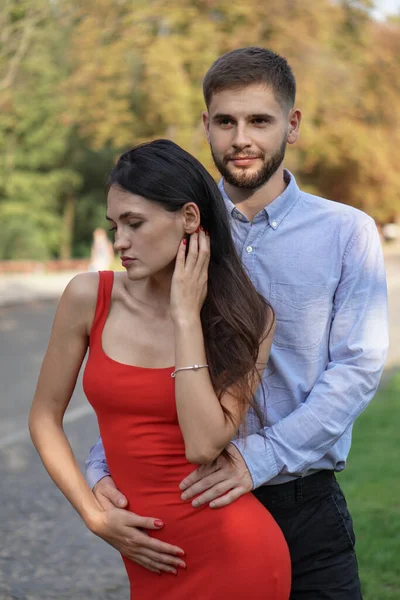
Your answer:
[232,219,389,488]
[85,435,110,489]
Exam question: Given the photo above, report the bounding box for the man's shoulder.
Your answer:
[297,188,374,229]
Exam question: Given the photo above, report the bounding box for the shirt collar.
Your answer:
[218,169,300,230]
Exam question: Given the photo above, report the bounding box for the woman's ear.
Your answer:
[182,202,200,234]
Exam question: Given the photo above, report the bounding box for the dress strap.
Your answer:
[89,270,114,345]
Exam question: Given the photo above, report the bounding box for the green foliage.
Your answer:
[0,0,399,259]
[0,0,82,259]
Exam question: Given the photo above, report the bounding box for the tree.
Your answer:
[0,0,82,259]
[1,0,399,261]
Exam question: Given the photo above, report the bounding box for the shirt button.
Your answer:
[271,220,277,228]
[246,246,253,253]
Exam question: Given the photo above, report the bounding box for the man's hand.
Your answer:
[91,476,185,575]
[179,444,253,508]
[93,476,128,510]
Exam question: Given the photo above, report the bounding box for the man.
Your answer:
[85,47,388,598]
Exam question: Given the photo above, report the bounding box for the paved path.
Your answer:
[384,253,400,371]
[0,272,81,308]
[0,302,127,600]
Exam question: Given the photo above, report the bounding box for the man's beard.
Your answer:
[211,137,287,190]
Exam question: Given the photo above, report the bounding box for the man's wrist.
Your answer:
[230,435,279,489]
[86,465,111,490]
[91,474,111,491]
[229,442,255,490]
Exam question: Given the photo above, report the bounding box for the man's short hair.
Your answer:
[203,47,296,112]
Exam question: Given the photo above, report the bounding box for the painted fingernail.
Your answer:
[170,568,178,575]
[200,225,205,231]
[195,227,199,233]
[154,519,164,527]
[177,550,185,557]
[182,239,187,246]
[178,561,186,569]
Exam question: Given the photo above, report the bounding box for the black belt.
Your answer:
[252,470,335,508]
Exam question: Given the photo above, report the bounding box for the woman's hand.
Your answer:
[87,507,186,575]
[170,228,210,325]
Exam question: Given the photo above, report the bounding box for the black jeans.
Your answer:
[252,471,363,600]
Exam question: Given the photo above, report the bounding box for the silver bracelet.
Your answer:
[171,364,209,378]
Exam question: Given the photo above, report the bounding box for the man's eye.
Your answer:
[130,222,143,229]
[218,119,233,126]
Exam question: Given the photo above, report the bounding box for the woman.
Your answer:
[29,139,291,599]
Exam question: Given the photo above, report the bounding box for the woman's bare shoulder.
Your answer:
[36,272,101,343]
[57,273,100,334]
[62,272,100,305]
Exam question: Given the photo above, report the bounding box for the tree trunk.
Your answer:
[60,193,75,259]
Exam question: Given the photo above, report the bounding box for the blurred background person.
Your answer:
[89,228,114,272]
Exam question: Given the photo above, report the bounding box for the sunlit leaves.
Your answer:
[0,0,399,260]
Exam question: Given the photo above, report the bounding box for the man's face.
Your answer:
[203,84,292,189]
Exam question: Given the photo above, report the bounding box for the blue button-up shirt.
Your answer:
[86,170,388,489]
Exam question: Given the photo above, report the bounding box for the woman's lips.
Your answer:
[121,258,136,267]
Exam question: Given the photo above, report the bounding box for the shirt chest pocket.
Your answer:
[270,282,330,350]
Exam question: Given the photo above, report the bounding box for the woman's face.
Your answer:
[106,185,185,280]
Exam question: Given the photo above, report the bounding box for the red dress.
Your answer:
[84,271,291,599]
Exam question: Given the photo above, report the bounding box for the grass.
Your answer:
[337,370,400,599]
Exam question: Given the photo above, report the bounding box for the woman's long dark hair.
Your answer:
[109,139,274,434]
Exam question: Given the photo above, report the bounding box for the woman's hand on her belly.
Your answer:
[87,497,186,575]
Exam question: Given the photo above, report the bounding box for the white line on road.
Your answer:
[0,404,94,450]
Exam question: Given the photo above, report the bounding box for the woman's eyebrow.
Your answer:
[105,211,143,221]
